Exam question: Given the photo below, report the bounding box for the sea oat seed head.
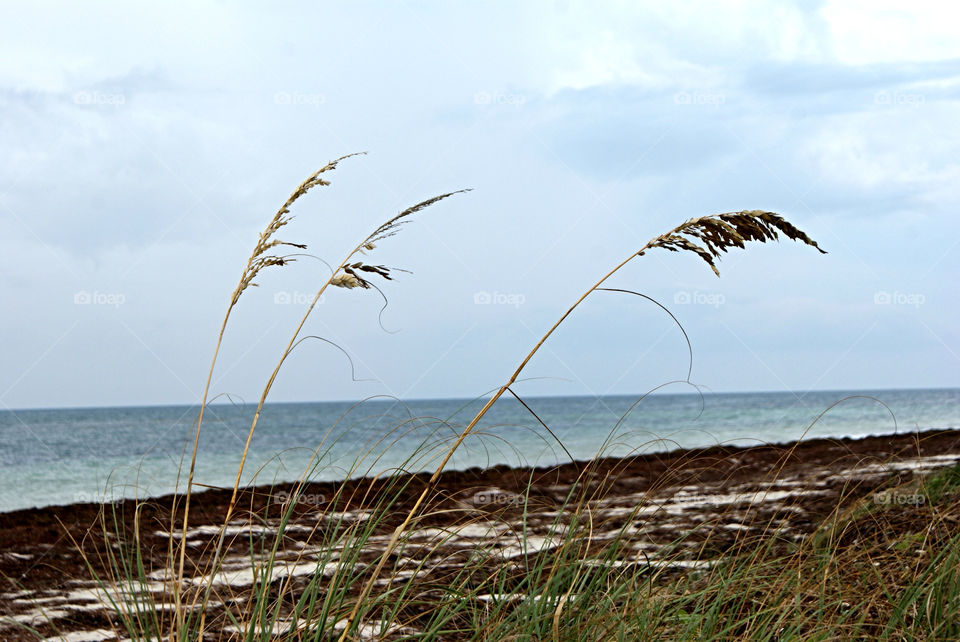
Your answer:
[331,273,364,289]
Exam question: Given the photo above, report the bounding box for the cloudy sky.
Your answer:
[1,1,958,409]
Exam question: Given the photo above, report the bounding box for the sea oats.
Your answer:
[178,153,365,632]
[341,209,826,639]
[230,152,366,305]
[189,166,469,638]
[641,210,826,277]
[325,189,471,291]
[330,273,363,289]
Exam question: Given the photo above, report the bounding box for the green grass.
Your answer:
[923,462,960,504]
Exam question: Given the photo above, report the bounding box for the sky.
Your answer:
[1,1,958,410]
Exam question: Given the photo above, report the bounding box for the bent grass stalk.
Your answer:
[338,210,826,637]
[173,153,364,633]
[183,174,468,636]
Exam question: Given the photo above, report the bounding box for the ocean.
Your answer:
[1,388,957,513]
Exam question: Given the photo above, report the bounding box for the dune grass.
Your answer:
[62,438,960,641]
[14,159,960,640]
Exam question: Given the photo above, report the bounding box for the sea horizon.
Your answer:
[5,384,959,413]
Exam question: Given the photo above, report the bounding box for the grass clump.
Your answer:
[923,462,960,504]
[13,159,960,641]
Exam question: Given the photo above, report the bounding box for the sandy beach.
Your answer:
[2,428,960,640]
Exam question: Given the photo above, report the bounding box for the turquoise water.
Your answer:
[1,388,957,512]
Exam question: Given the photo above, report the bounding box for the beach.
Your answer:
[3,428,960,640]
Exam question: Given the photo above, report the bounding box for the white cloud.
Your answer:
[821,0,960,64]
[534,1,830,95]
[799,106,960,191]
[1,2,958,407]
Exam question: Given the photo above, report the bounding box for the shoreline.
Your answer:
[3,428,960,639]
[3,425,955,518]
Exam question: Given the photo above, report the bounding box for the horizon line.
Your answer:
[4,384,958,413]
